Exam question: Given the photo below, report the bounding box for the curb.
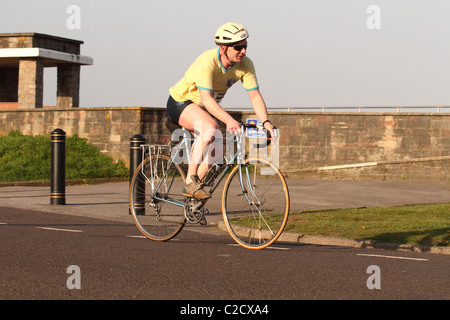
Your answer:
[217,222,450,255]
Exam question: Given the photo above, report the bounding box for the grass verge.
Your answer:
[286,203,450,247]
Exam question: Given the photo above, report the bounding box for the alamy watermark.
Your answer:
[169,124,279,170]
[66,265,81,289]
[367,5,381,30]
[366,265,381,290]
[66,5,81,30]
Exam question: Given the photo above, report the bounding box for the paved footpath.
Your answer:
[1,178,449,253]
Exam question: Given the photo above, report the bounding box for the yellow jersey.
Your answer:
[169,48,259,106]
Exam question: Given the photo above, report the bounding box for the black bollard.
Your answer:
[129,134,146,215]
[50,129,66,205]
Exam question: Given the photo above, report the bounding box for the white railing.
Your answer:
[227,106,450,113]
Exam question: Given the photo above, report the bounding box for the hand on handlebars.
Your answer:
[263,122,278,141]
[241,121,278,148]
[226,119,242,135]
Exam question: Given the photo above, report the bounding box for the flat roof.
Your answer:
[0,32,92,67]
[0,48,93,67]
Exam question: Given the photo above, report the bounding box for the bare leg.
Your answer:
[178,103,220,184]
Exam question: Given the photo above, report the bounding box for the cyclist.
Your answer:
[167,22,275,199]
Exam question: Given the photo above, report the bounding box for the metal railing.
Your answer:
[227,106,450,113]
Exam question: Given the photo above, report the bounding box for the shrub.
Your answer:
[0,131,128,182]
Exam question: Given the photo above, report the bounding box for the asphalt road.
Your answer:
[1,206,448,303]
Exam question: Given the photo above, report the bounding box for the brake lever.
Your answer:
[242,122,276,148]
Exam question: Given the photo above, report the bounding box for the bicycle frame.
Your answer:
[141,124,265,209]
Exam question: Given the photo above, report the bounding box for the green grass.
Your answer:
[286,203,450,247]
[0,131,128,182]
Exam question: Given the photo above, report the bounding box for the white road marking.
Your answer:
[126,235,181,240]
[228,244,290,250]
[357,253,428,261]
[126,235,147,239]
[37,227,83,233]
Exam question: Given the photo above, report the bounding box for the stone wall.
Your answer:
[0,107,449,181]
[18,58,44,109]
[0,32,82,53]
[265,112,450,163]
[263,112,450,180]
[0,107,144,165]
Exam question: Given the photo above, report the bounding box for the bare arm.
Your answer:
[200,89,241,134]
[248,89,275,136]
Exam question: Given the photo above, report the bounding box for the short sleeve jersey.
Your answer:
[169,48,259,106]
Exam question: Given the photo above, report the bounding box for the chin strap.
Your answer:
[222,46,233,68]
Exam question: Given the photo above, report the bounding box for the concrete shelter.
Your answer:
[0,33,93,109]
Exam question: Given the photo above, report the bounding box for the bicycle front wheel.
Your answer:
[129,154,186,241]
[222,158,290,249]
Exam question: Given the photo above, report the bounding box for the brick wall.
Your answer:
[0,107,449,181]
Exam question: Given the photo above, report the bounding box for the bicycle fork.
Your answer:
[238,163,263,207]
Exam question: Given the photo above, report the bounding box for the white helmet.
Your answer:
[214,22,249,45]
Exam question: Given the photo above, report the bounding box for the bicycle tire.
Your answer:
[221,157,290,249]
[129,154,186,241]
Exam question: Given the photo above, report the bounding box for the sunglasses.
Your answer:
[229,43,247,52]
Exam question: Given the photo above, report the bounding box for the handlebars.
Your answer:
[240,122,277,148]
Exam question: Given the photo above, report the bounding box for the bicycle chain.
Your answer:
[184,198,208,225]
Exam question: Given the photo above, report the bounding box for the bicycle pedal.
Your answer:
[200,217,207,226]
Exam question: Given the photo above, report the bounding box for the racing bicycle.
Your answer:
[129,122,290,249]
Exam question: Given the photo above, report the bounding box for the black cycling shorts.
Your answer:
[166,95,194,124]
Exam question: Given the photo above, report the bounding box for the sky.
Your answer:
[1,0,450,112]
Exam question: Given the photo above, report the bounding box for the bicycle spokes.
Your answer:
[222,158,290,249]
[130,155,186,241]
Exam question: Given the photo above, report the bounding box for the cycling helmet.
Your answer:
[214,22,249,45]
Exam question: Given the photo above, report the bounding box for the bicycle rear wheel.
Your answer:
[222,157,290,249]
[129,154,186,241]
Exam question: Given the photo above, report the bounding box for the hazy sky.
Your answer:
[2,0,450,111]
